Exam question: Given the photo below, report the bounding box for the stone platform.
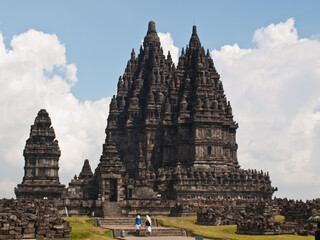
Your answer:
[96,217,187,239]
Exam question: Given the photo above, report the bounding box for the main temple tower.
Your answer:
[96,21,276,213]
[100,21,175,177]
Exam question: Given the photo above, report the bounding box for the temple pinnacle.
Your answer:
[189,25,201,49]
[148,21,157,34]
[143,21,160,48]
[192,25,197,35]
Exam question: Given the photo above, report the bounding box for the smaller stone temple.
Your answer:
[67,159,95,200]
[15,109,65,199]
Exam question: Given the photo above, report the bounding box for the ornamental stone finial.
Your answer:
[148,21,156,34]
[192,25,197,35]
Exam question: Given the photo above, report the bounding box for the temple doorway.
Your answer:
[109,179,117,202]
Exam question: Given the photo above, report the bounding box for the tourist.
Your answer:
[315,222,320,240]
[145,215,152,236]
[135,214,141,234]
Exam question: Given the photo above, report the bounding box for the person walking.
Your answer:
[145,215,152,237]
[135,215,142,235]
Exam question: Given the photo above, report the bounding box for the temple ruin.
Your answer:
[15,21,277,217]
[15,109,65,199]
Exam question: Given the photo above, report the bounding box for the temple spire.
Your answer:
[189,25,201,49]
[78,159,93,180]
[131,48,135,59]
[143,21,160,48]
[147,21,157,34]
[192,25,197,35]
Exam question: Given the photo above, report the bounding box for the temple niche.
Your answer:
[15,109,65,199]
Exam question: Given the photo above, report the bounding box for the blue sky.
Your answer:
[1,0,319,101]
[1,0,320,200]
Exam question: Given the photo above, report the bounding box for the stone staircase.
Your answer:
[97,217,187,239]
[99,217,158,226]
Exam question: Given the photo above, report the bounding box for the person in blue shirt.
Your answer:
[135,215,142,234]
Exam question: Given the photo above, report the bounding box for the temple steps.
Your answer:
[97,217,187,238]
[110,226,187,238]
[99,217,158,226]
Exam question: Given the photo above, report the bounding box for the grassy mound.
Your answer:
[63,216,113,240]
[155,216,313,240]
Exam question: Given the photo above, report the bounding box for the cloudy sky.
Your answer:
[0,0,320,200]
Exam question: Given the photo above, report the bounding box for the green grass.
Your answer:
[63,216,114,240]
[155,216,313,240]
[64,215,313,240]
[275,215,285,223]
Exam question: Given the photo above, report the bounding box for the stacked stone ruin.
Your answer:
[14,22,277,217]
[195,198,320,236]
[196,199,251,226]
[236,200,283,235]
[0,199,71,239]
[236,199,320,236]
[275,198,320,236]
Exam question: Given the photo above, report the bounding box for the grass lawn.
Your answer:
[63,216,113,240]
[63,215,313,240]
[155,216,314,240]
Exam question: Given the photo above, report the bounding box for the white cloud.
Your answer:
[158,32,179,65]
[252,18,300,49]
[0,29,110,198]
[0,178,16,197]
[212,18,320,200]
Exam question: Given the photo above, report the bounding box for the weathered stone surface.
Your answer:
[78,159,93,180]
[0,199,71,239]
[195,198,320,236]
[68,159,95,200]
[13,21,278,220]
[15,109,65,199]
[95,21,276,215]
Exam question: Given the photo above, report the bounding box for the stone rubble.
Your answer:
[0,199,71,239]
[196,198,320,236]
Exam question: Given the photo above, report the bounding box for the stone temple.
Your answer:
[15,21,276,217]
[15,109,65,199]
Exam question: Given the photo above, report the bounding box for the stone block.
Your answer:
[23,233,35,238]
